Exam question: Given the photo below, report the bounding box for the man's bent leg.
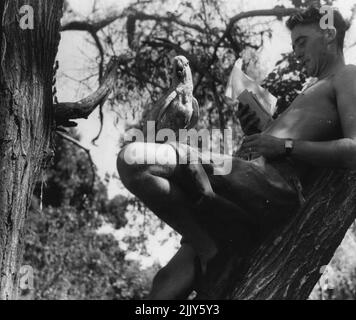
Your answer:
[117,143,218,282]
[117,143,261,298]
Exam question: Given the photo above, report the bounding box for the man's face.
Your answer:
[291,24,328,77]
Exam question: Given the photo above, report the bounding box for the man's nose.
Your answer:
[294,47,304,61]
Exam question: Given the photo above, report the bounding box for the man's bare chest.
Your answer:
[295,77,335,106]
[266,79,341,140]
[286,79,339,124]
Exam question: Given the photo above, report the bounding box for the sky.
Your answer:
[58,0,356,267]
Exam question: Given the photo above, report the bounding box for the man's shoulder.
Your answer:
[333,64,356,88]
[336,64,356,75]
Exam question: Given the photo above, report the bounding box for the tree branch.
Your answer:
[61,6,299,85]
[143,38,201,70]
[61,6,298,54]
[62,6,299,51]
[197,169,356,300]
[194,6,299,95]
[61,9,206,34]
[208,7,299,80]
[55,56,126,125]
[61,12,126,33]
[90,30,105,82]
[228,7,298,28]
[127,10,206,34]
[142,37,220,85]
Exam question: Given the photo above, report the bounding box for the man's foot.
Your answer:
[194,244,242,299]
[194,247,237,299]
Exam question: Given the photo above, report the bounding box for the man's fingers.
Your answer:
[236,103,249,117]
[239,111,256,123]
[238,107,255,119]
[244,118,260,133]
[239,112,259,133]
[239,103,249,111]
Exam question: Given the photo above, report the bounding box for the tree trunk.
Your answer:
[0,0,63,299]
[197,169,356,300]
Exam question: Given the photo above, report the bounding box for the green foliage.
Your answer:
[106,195,129,230]
[262,52,307,117]
[24,133,156,300]
[40,132,102,209]
[24,204,158,300]
[310,225,356,300]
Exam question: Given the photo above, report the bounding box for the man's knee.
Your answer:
[117,142,178,187]
[117,143,145,191]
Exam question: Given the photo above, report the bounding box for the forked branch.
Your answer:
[55,55,127,126]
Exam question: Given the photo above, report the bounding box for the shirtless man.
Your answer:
[117,5,355,300]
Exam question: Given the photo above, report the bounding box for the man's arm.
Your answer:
[241,66,356,169]
[289,139,356,168]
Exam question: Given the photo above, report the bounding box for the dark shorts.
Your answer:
[169,142,303,246]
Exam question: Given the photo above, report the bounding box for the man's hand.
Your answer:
[240,134,285,159]
[235,103,261,135]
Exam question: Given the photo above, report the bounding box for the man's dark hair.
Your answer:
[286,4,350,50]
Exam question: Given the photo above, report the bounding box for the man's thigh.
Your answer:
[122,142,298,222]
[167,142,297,210]
[203,155,299,224]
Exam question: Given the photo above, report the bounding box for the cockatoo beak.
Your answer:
[174,57,186,79]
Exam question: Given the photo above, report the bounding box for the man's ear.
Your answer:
[324,28,337,44]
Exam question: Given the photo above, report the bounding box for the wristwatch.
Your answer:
[285,139,294,156]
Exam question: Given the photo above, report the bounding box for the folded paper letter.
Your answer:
[225,60,278,131]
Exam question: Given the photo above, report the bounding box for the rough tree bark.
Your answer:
[0,0,64,299]
[198,169,356,300]
[0,1,120,300]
